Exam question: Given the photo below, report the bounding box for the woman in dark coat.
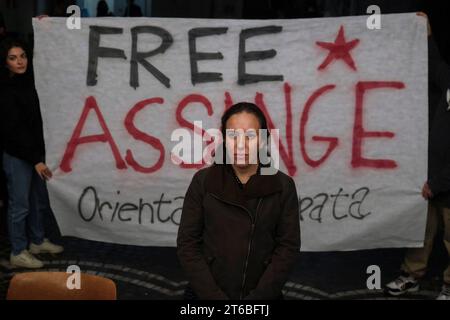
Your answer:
[0,38,63,269]
[177,102,300,300]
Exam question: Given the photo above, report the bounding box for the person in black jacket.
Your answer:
[177,102,300,300]
[385,13,450,300]
[0,38,63,269]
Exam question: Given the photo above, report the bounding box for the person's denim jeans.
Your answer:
[2,152,50,255]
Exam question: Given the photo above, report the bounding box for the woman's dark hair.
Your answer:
[221,102,268,137]
[0,37,30,79]
[0,37,28,66]
[219,102,270,165]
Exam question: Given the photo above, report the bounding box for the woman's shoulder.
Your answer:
[192,166,210,179]
[191,164,220,182]
[0,74,26,96]
[270,169,297,193]
[274,169,293,181]
[185,165,218,196]
[0,83,17,104]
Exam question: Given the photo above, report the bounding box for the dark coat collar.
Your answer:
[204,164,282,205]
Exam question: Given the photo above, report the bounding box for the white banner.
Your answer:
[32,13,428,251]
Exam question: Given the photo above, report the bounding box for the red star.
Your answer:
[316,25,360,71]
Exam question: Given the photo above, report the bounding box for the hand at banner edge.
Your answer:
[35,162,53,181]
[422,181,433,200]
[416,12,431,37]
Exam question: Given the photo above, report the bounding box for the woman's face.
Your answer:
[225,112,261,169]
[6,46,28,75]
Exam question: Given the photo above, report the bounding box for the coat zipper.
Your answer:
[209,193,262,299]
[239,198,262,299]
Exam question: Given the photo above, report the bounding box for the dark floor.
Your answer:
[0,204,447,300]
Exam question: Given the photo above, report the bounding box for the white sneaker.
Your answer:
[384,272,419,296]
[436,284,450,300]
[10,250,44,269]
[29,239,64,254]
